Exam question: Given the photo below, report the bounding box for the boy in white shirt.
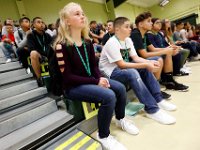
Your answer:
[99,17,177,125]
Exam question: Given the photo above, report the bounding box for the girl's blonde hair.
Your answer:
[53,2,90,49]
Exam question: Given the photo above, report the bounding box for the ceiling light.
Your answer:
[160,0,169,7]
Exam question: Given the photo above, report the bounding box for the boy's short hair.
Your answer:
[19,17,30,24]
[32,17,42,23]
[135,12,152,26]
[90,20,97,25]
[114,17,129,28]
[176,21,183,26]
[151,18,159,24]
[107,20,114,23]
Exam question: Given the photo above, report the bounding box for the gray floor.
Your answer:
[92,61,200,150]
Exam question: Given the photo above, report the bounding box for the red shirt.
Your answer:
[2,33,15,42]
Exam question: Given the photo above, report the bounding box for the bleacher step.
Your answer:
[0,78,34,90]
[38,128,102,150]
[0,97,57,138]
[0,80,38,100]
[0,57,6,64]
[0,62,22,73]
[0,111,73,150]
[0,58,18,64]
[0,68,33,86]
[0,87,47,112]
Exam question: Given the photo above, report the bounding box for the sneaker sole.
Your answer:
[166,88,189,92]
[146,114,176,125]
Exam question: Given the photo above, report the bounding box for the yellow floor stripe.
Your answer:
[86,142,101,150]
[55,132,83,150]
[69,136,91,150]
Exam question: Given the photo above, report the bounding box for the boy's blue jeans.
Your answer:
[0,42,15,59]
[65,79,126,138]
[111,67,162,114]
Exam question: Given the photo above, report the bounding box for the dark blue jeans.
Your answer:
[111,68,162,114]
[65,79,126,138]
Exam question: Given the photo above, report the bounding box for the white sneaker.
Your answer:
[6,58,11,63]
[158,100,177,111]
[180,67,191,74]
[97,133,127,150]
[183,64,191,71]
[191,54,200,61]
[115,118,139,135]
[26,67,31,74]
[146,110,176,125]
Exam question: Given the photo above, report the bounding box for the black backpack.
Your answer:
[48,47,63,96]
[18,30,23,40]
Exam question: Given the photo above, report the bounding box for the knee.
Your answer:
[118,82,126,94]
[103,90,116,107]
[158,57,163,68]
[128,69,140,79]
[30,51,40,60]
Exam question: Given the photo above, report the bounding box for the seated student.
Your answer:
[0,23,17,63]
[14,17,31,73]
[101,20,114,45]
[147,18,188,76]
[1,18,18,36]
[130,12,188,91]
[99,16,176,125]
[187,24,200,42]
[161,19,191,74]
[173,22,200,60]
[183,22,200,53]
[89,20,102,44]
[27,17,52,86]
[45,23,56,37]
[53,3,139,150]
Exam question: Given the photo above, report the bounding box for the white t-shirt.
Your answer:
[99,36,137,77]
[180,29,188,42]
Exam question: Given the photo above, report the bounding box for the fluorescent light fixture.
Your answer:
[160,0,169,7]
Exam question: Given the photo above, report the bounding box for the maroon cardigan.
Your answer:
[56,40,101,91]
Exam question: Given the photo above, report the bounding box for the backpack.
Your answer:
[18,30,23,40]
[48,46,63,96]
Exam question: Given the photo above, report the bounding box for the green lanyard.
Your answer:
[115,36,129,62]
[36,35,46,52]
[74,40,91,76]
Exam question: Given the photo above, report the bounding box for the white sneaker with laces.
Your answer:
[6,58,11,63]
[146,109,176,125]
[158,100,177,111]
[115,118,139,135]
[97,133,127,150]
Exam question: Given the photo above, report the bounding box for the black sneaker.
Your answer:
[37,77,44,87]
[161,91,171,99]
[165,81,189,91]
